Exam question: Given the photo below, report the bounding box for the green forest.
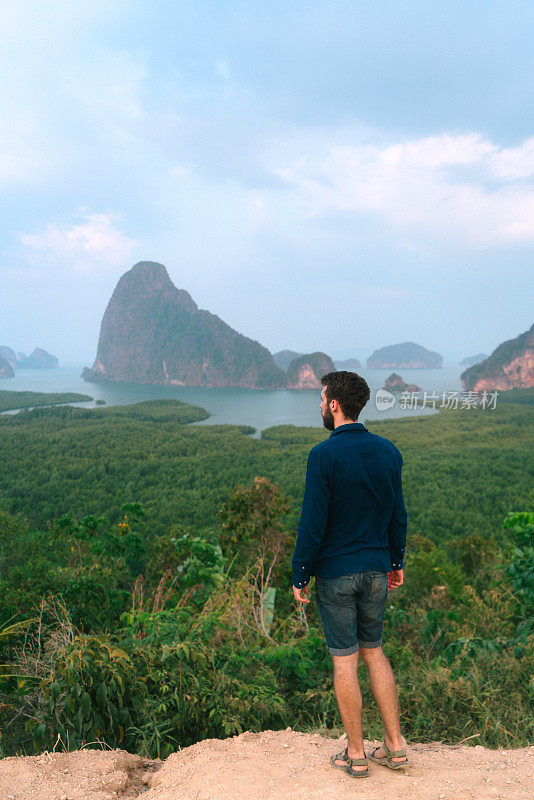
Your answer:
[0,389,93,413]
[0,391,532,758]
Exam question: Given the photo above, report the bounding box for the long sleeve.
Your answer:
[388,453,407,570]
[292,445,331,588]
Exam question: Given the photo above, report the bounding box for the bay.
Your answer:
[1,363,470,434]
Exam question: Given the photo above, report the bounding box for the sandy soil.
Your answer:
[0,729,532,800]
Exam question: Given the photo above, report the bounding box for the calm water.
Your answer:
[1,363,466,434]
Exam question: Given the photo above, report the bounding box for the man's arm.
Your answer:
[292,445,331,594]
[387,451,407,588]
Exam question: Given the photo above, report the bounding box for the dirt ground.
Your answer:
[0,729,532,800]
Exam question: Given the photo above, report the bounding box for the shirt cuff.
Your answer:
[293,564,311,588]
[390,547,405,571]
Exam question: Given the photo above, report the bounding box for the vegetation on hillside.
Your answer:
[0,392,532,757]
[0,395,531,540]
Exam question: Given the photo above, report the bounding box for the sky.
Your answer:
[1,0,533,365]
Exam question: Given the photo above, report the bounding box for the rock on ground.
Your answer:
[0,730,532,800]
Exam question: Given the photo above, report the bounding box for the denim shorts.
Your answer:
[314,570,388,656]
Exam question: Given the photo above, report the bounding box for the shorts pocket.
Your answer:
[316,575,355,604]
[368,572,388,601]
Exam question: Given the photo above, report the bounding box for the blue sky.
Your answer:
[1,0,533,364]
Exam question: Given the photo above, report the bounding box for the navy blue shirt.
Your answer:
[292,422,407,588]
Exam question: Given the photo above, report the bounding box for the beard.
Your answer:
[321,406,335,431]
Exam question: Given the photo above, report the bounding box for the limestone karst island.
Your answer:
[81,261,345,390]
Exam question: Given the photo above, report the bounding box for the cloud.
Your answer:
[20,210,138,272]
[490,137,534,180]
[275,133,534,247]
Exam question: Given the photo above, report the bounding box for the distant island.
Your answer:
[367,341,442,369]
[0,346,58,373]
[82,264,462,388]
[0,346,17,368]
[82,261,286,389]
[275,350,351,387]
[459,353,489,367]
[334,357,362,370]
[18,348,58,369]
[382,373,422,393]
[461,322,534,391]
[272,350,303,372]
[0,355,14,379]
[286,352,336,389]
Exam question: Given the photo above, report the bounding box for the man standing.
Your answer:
[292,371,408,778]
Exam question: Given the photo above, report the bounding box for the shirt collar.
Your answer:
[330,422,367,437]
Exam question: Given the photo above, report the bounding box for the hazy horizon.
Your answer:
[1,257,528,367]
[1,2,533,364]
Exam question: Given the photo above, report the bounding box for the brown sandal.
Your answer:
[369,740,409,770]
[330,746,369,778]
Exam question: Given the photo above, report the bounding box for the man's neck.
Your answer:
[333,417,358,429]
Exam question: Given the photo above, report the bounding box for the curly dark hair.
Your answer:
[321,371,370,420]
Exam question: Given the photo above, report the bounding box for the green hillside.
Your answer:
[0,394,532,757]
[0,394,530,543]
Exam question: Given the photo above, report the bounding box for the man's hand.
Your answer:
[387,569,404,590]
[293,584,310,604]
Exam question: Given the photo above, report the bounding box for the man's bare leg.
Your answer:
[332,651,367,772]
[359,646,407,763]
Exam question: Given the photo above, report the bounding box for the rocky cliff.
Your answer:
[82,261,286,389]
[367,341,442,369]
[16,348,58,369]
[0,346,17,368]
[273,349,303,372]
[461,323,534,391]
[286,352,336,389]
[0,354,14,378]
[383,372,421,393]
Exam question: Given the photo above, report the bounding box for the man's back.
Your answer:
[292,372,410,774]
[292,422,407,589]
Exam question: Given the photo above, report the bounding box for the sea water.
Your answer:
[1,363,467,434]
